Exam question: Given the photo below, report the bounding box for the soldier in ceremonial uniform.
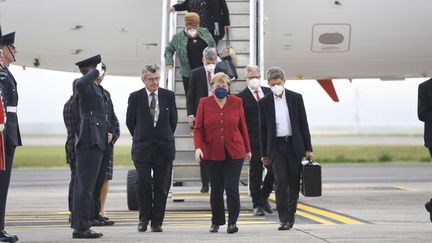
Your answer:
[0,32,21,243]
[71,55,107,239]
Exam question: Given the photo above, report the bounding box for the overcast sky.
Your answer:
[8,65,426,135]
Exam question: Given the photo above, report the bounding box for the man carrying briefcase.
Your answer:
[259,67,313,231]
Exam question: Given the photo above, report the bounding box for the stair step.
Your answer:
[177,13,250,27]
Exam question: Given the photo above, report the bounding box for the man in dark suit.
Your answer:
[63,79,80,223]
[0,31,21,243]
[126,64,177,233]
[187,47,224,193]
[259,67,313,231]
[417,78,432,222]
[71,55,107,239]
[237,65,274,217]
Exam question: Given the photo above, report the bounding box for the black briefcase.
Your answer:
[301,160,322,197]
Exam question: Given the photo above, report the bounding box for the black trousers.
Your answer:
[91,145,111,220]
[0,143,15,230]
[71,146,104,230]
[200,162,209,187]
[134,148,172,226]
[249,154,274,208]
[204,157,243,225]
[68,160,76,213]
[182,76,190,96]
[272,137,301,223]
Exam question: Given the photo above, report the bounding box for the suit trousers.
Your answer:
[249,154,274,208]
[182,76,190,96]
[200,162,209,187]
[204,157,243,225]
[134,147,173,226]
[68,159,76,213]
[272,137,301,223]
[91,145,111,219]
[0,142,16,230]
[72,146,104,230]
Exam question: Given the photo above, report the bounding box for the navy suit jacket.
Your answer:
[237,86,271,155]
[418,78,432,147]
[75,69,108,151]
[259,89,312,160]
[126,87,178,162]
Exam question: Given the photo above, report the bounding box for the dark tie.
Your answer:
[150,92,156,122]
[254,90,261,101]
[207,71,212,86]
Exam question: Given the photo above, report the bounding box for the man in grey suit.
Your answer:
[259,67,313,230]
[126,64,178,233]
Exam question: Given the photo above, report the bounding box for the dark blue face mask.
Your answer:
[214,87,228,99]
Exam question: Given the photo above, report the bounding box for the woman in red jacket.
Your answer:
[194,72,252,234]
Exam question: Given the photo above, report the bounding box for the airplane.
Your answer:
[1,0,431,102]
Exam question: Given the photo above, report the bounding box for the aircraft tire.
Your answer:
[127,169,139,211]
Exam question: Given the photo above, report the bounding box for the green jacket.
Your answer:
[164,27,216,78]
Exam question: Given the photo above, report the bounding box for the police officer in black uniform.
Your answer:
[71,55,107,239]
[0,31,21,243]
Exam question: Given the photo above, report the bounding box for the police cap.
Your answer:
[0,32,15,46]
[75,54,101,68]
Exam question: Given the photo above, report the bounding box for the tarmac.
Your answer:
[3,164,432,242]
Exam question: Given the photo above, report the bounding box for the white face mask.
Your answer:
[187,28,198,37]
[205,64,215,72]
[248,78,261,91]
[271,84,285,96]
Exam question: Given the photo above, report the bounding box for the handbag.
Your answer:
[220,31,238,66]
[300,160,322,197]
[217,56,238,80]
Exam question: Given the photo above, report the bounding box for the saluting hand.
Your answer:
[0,49,4,66]
[195,148,203,163]
[168,6,175,13]
[96,63,105,77]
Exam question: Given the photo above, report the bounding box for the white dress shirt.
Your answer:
[206,69,214,96]
[274,91,292,136]
[248,86,264,101]
[146,88,159,127]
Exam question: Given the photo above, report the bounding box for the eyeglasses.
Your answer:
[247,76,260,79]
[145,77,160,82]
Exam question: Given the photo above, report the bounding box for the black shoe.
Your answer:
[200,185,209,193]
[278,222,290,231]
[253,207,265,216]
[138,220,149,232]
[151,225,163,232]
[0,230,18,242]
[227,224,238,234]
[97,215,114,226]
[263,200,273,214]
[72,229,103,239]
[209,224,219,233]
[289,215,296,229]
[425,201,432,222]
[90,218,105,227]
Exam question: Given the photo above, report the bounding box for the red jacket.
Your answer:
[194,95,251,161]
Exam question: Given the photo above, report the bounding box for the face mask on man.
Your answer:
[205,64,215,72]
[214,87,228,99]
[271,84,285,96]
[187,28,198,38]
[248,78,260,91]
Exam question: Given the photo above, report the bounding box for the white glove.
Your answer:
[96,63,105,77]
[0,124,4,132]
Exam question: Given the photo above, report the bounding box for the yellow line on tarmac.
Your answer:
[297,204,363,225]
[268,195,363,225]
[295,210,335,225]
[394,185,417,192]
